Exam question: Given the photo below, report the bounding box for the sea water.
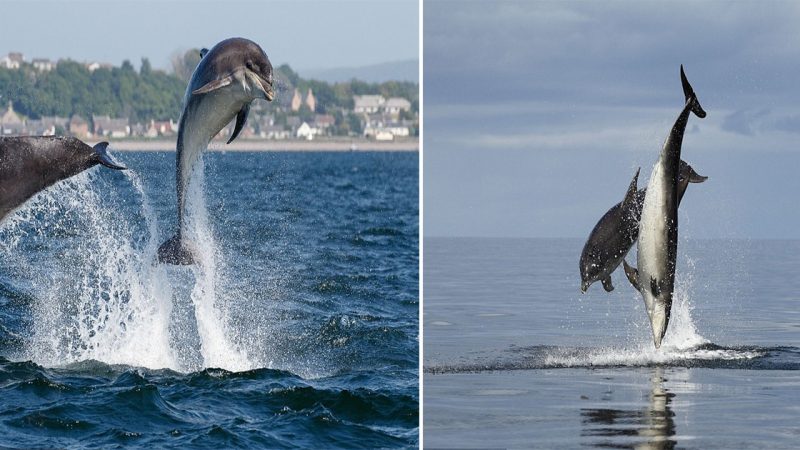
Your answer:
[0,150,418,448]
[424,237,800,449]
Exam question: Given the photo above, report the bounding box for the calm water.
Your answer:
[0,151,419,448]
[424,237,800,449]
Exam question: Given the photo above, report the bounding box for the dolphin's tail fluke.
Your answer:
[92,142,126,170]
[680,65,706,118]
[158,234,195,265]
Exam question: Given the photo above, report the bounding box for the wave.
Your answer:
[425,344,800,374]
[0,356,417,448]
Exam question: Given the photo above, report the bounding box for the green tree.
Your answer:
[170,49,201,82]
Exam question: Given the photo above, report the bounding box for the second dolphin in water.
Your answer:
[579,160,706,293]
[0,136,125,224]
[158,37,275,265]
[624,65,706,348]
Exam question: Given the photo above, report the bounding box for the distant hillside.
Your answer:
[301,59,418,84]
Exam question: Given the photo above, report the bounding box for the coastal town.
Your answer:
[0,52,419,146]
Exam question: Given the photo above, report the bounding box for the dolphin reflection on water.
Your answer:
[581,367,676,450]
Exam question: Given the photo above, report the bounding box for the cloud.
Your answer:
[424,1,800,238]
[425,1,800,109]
[722,108,800,136]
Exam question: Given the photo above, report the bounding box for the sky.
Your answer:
[424,1,800,239]
[0,0,418,74]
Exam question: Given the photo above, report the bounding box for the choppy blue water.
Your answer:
[424,237,800,449]
[0,150,418,448]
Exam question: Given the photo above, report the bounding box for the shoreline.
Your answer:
[99,138,418,152]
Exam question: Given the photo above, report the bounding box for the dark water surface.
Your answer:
[0,151,418,448]
[424,237,800,449]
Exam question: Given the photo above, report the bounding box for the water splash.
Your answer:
[179,158,250,371]
[0,161,255,373]
[659,255,707,350]
[0,169,176,369]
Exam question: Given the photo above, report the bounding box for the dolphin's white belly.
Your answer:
[637,159,672,330]
[178,87,248,202]
[638,162,670,284]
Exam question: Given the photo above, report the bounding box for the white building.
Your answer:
[384,97,412,115]
[32,58,55,72]
[375,131,394,141]
[353,95,386,114]
[0,52,23,69]
[296,122,318,140]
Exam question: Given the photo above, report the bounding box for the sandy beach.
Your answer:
[99,138,418,152]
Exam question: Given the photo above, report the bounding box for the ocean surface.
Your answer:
[424,237,800,449]
[0,150,419,448]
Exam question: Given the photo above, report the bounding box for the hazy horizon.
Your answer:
[0,0,418,75]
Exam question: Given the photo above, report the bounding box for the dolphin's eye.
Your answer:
[246,61,259,72]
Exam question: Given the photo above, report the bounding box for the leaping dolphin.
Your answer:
[623,65,706,348]
[158,37,275,265]
[0,136,125,224]
[579,160,706,293]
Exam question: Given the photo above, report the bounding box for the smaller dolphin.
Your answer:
[579,160,706,293]
[0,136,125,223]
[158,37,275,265]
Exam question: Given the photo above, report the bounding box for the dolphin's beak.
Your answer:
[580,281,589,293]
[245,69,274,101]
[263,83,275,101]
[649,303,669,349]
[257,74,275,101]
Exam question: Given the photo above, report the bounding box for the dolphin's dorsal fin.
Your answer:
[192,76,233,95]
[601,276,614,292]
[623,259,639,291]
[227,104,250,144]
[199,48,209,58]
[621,168,640,210]
[650,277,662,297]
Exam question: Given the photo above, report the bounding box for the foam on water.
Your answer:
[562,250,765,367]
[1,170,176,369]
[0,161,257,373]
[180,159,250,371]
[426,247,775,374]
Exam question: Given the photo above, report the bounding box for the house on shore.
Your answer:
[0,52,24,69]
[145,119,177,137]
[92,115,130,138]
[27,116,69,136]
[0,101,25,135]
[353,95,385,114]
[290,88,317,112]
[69,115,91,138]
[32,58,55,72]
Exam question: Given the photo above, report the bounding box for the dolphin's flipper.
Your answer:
[157,235,195,265]
[192,76,233,95]
[687,167,707,183]
[621,168,640,210]
[650,277,662,297]
[623,259,640,291]
[92,142,126,170]
[678,160,708,184]
[199,48,209,58]
[601,276,614,292]
[227,104,250,144]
